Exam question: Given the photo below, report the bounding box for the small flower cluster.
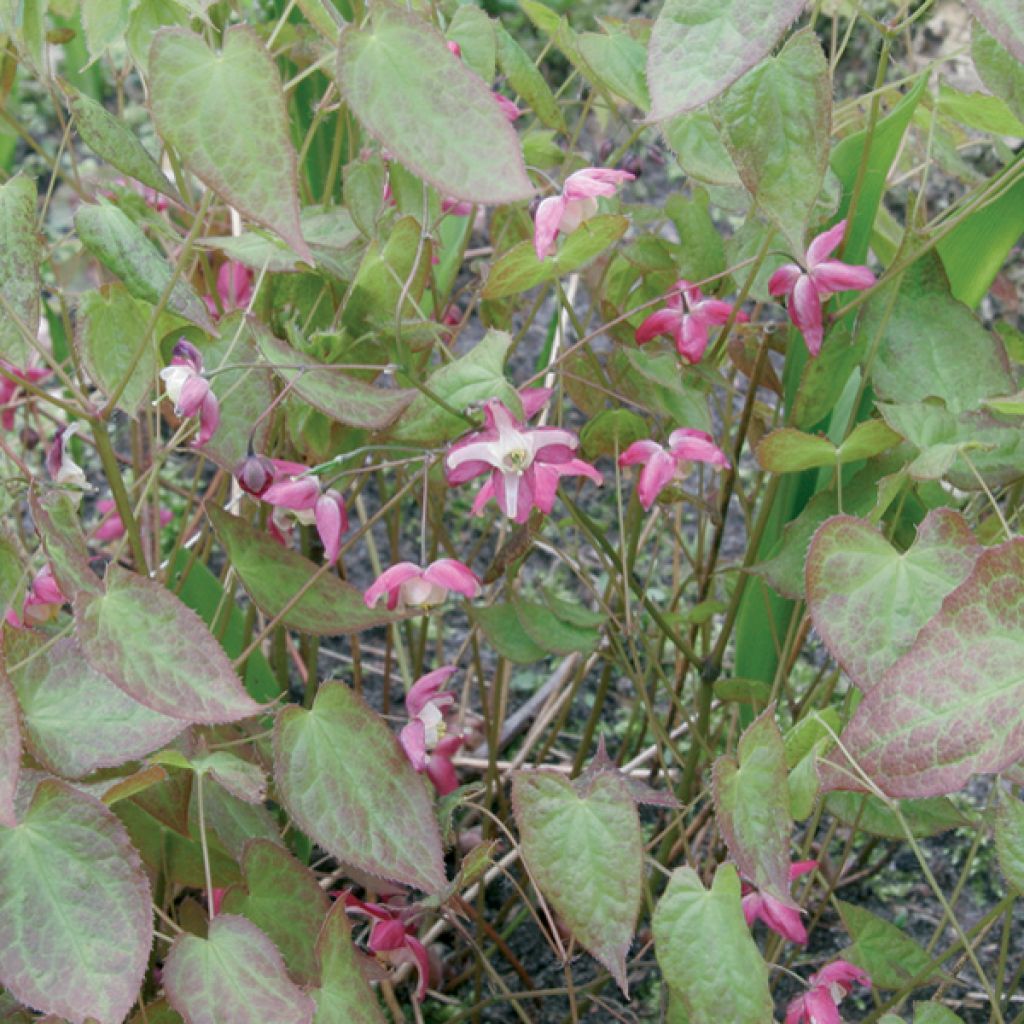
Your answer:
[159,340,220,447]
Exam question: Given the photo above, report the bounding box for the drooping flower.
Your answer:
[262,459,348,564]
[446,398,598,523]
[742,859,817,945]
[399,666,463,795]
[618,429,730,511]
[5,565,66,629]
[768,219,876,357]
[159,340,220,446]
[45,423,89,495]
[785,960,871,1024]
[203,261,253,319]
[364,559,481,611]
[635,280,748,364]
[342,893,431,1002]
[92,498,173,543]
[234,450,277,498]
[534,167,635,261]
[0,362,50,431]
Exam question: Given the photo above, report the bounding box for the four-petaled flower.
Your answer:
[768,219,875,357]
[399,666,463,795]
[364,559,481,611]
[534,167,635,261]
[159,340,220,447]
[5,565,66,629]
[446,399,599,523]
[0,362,50,431]
[262,459,348,564]
[785,959,871,1024]
[635,280,748,364]
[742,859,817,945]
[618,429,730,511]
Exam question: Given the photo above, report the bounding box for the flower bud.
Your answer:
[234,452,276,498]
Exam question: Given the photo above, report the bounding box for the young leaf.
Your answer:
[820,539,1024,797]
[274,682,446,892]
[964,0,1024,65]
[716,30,830,252]
[837,900,937,989]
[164,915,315,1024]
[712,705,794,905]
[0,779,152,1024]
[208,506,398,636]
[653,864,773,1024]
[338,7,533,204]
[4,629,183,778]
[150,27,311,262]
[310,902,387,1024]
[0,176,40,364]
[807,511,981,691]
[221,840,330,986]
[0,666,18,826]
[647,0,806,120]
[511,770,643,993]
[75,563,264,723]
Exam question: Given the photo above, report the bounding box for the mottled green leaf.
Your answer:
[663,110,740,187]
[838,900,936,989]
[0,666,18,827]
[756,421,900,473]
[0,177,40,364]
[826,791,971,838]
[495,23,565,132]
[578,29,648,110]
[446,4,495,82]
[965,0,1024,65]
[512,594,600,656]
[914,1003,964,1024]
[469,602,546,663]
[203,780,282,860]
[973,23,1024,122]
[994,789,1024,892]
[311,904,386,1023]
[82,0,131,59]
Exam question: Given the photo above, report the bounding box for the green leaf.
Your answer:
[208,506,398,636]
[837,900,936,989]
[826,792,970,839]
[511,771,642,992]
[469,602,546,663]
[82,0,131,59]
[821,538,1024,797]
[0,176,40,364]
[789,738,827,820]
[4,629,183,778]
[512,594,600,656]
[914,1003,964,1024]
[577,28,649,110]
[203,779,283,860]
[712,705,793,903]
[28,490,103,599]
[793,322,863,429]
[653,864,773,1024]
[338,7,532,204]
[664,190,727,284]
[76,285,158,414]
[310,902,387,1024]
[256,326,415,431]
[938,82,1024,137]
[150,27,311,262]
[75,563,264,724]
[580,408,648,459]
[221,840,330,985]
[757,421,900,472]
[0,662,18,827]
[662,110,740,187]
[483,215,629,299]
[495,23,565,132]
[610,347,713,433]
[388,329,520,445]
[274,682,446,892]
[717,30,830,252]
[67,87,180,203]
[446,4,495,82]
[713,677,771,706]
[973,22,1024,123]
[165,915,315,1024]
[964,0,1024,65]
[0,779,152,1024]
[648,0,805,120]
[75,201,216,334]
[994,789,1024,892]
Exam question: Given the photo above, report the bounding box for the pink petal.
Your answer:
[813,959,870,993]
[804,988,842,1024]
[529,463,561,515]
[534,195,566,260]
[400,719,428,771]
[92,515,125,542]
[768,263,802,297]
[758,895,808,945]
[493,92,521,122]
[365,563,422,608]
[271,458,310,477]
[806,219,848,267]
[790,275,824,357]
[694,298,736,325]
[195,391,220,446]
[784,995,809,1024]
[676,315,710,365]
[470,476,496,516]
[263,477,321,511]
[518,386,552,420]
[176,374,209,418]
[667,428,730,469]
[636,447,678,511]
[618,439,663,467]
[404,935,432,1002]
[811,260,875,293]
[425,750,460,796]
[635,308,683,345]
[314,490,347,564]
[789,859,818,880]
[217,261,253,310]
[559,458,603,486]
[406,666,458,719]
[562,167,635,200]
[31,566,65,606]
[422,559,481,599]
[742,892,763,929]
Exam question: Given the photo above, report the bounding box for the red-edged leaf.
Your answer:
[0,664,18,826]
[964,0,1024,65]
[310,902,387,1024]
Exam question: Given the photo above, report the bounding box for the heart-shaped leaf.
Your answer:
[274,682,446,892]
[756,421,900,473]
[837,900,936,989]
[309,902,387,1024]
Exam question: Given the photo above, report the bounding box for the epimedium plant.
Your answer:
[0,0,1023,1021]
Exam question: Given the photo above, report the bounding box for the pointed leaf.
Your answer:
[468,602,547,663]
[837,900,936,989]
[0,176,40,364]
[914,1004,965,1024]
[4,630,183,778]
[495,24,565,132]
[826,792,970,838]
[75,563,264,723]
[821,539,1024,797]
[648,0,806,120]
[310,902,387,1024]
[653,863,773,1024]
[221,840,329,985]
[164,915,315,1024]
[208,506,398,636]
[973,23,1024,123]
[0,780,152,1024]
[338,7,533,204]
[0,666,18,827]
[994,789,1024,892]
[150,27,310,261]
[964,0,1024,65]
[274,682,446,892]
[203,779,283,860]
[807,511,981,691]
[511,771,642,993]
[28,490,103,599]
[512,594,600,656]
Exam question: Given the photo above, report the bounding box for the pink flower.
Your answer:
[785,960,871,1024]
[262,460,348,564]
[768,220,875,357]
[203,261,253,319]
[342,893,431,1001]
[618,429,730,511]
[364,559,481,611]
[92,498,172,542]
[493,92,521,122]
[446,399,598,523]
[159,340,220,446]
[399,666,463,795]
[0,362,50,431]
[234,450,277,498]
[635,280,748,364]
[5,565,66,629]
[742,860,817,945]
[45,423,89,494]
[534,167,635,261]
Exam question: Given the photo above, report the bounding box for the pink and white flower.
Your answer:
[399,666,463,795]
[159,339,220,446]
[0,362,50,431]
[768,219,875,357]
[262,459,348,565]
[45,423,89,495]
[364,559,481,611]
[635,280,748,364]
[785,959,871,1024]
[618,429,730,511]
[534,167,635,261]
[742,859,817,945]
[5,564,66,628]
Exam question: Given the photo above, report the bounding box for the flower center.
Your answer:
[501,447,530,472]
